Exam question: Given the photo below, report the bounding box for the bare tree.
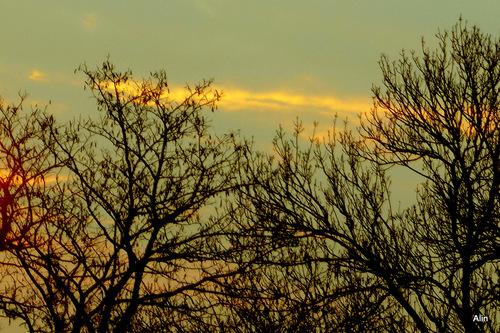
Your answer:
[0,61,243,332]
[1,19,498,333]
[0,96,57,251]
[220,20,500,333]
[0,96,62,331]
[363,18,500,332]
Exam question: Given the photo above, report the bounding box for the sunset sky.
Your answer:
[1,2,500,330]
[2,1,500,143]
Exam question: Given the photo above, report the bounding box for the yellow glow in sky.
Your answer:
[220,88,371,115]
[83,14,98,31]
[101,79,369,120]
[28,70,49,82]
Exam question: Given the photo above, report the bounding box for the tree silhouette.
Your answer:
[219,20,500,333]
[0,19,498,333]
[0,97,62,330]
[0,97,57,251]
[0,61,244,332]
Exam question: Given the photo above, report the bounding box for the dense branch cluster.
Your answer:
[0,20,498,333]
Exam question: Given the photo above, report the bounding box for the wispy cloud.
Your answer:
[83,14,97,31]
[97,78,371,124]
[220,88,371,116]
[28,70,49,82]
[99,81,221,107]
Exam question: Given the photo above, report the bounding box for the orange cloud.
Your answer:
[0,169,68,186]
[103,79,370,115]
[83,14,97,30]
[220,88,371,115]
[28,70,49,82]
[99,80,221,107]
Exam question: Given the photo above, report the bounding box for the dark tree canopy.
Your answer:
[0,62,244,333]
[0,20,498,333]
[364,19,500,332]
[216,20,500,333]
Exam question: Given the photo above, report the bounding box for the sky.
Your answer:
[2,1,500,144]
[1,1,500,331]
